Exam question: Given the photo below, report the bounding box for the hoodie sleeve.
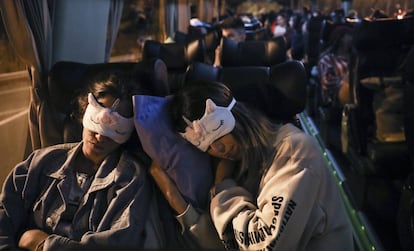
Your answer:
[210,133,325,251]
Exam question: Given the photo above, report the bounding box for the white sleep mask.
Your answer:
[83,93,134,144]
[180,98,236,152]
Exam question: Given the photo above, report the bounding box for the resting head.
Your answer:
[220,16,246,43]
[170,81,239,160]
[170,80,276,163]
[171,80,281,187]
[77,72,143,164]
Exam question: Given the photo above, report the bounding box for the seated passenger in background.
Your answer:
[0,72,162,251]
[288,12,306,61]
[163,80,354,250]
[317,25,353,108]
[213,15,246,67]
[272,12,293,46]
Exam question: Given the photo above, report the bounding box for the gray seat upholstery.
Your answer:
[220,36,287,67]
[184,60,307,122]
[142,39,206,94]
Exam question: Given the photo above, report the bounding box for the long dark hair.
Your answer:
[170,80,280,194]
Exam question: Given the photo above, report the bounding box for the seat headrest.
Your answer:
[142,39,205,70]
[203,29,221,52]
[245,27,271,41]
[352,17,414,78]
[404,47,414,82]
[184,60,307,121]
[221,37,287,67]
[268,60,307,118]
[48,61,89,115]
[353,16,414,50]
[184,61,221,83]
[173,30,188,44]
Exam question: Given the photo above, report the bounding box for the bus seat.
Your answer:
[306,15,326,69]
[341,17,413,179]
[403,47,414,167]
[203,29,221,64]
[353,16,414,50]
[142,40,204,70]
[220,36,287,67]
[311,21,356,150]
[172,30,188,44]
[245,27,271,41]
[184,60,307,122]
[142,39,206,94]
[47,59,168,145]
[397,46,414,251]
[174,28,221,65]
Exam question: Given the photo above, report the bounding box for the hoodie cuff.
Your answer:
[175,203,200,234]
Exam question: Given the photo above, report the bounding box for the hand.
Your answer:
[149,161,188,214]
[213,44,222,67]
[214,159,236,185]
[18,229,48,251]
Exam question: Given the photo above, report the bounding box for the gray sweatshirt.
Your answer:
[210,123,354,251]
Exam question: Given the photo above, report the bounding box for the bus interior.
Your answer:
[0,1,414,251]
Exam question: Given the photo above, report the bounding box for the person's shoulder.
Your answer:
[277,123,317,149]
[32,142,79,159]
[23,143,79,173]
[274,124,326,170]
[117,150,149,178]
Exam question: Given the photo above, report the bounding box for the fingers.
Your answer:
[18,229,48,251]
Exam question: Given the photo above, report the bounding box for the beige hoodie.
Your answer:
[210,123,354,251]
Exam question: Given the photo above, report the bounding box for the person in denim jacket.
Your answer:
[0,72,163,251]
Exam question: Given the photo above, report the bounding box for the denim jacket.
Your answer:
[0,142,163,251]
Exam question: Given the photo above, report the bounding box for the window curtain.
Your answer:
[0,0,124,154]
[0,0,53,153]
[105,0,124,62]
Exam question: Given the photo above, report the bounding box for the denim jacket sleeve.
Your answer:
[0,150,48,251]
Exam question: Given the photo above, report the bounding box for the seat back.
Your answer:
[403,46,414,166]
[202,29,221,64]
[142,39,206,93]
[342,17,414,178]
[184,60,307,122]
[396,45,414,251]
[306,16,326,68]
[245,27,271,41]
[142,39,205,70]
[220,36,287,67]
[47,59,168,145]
[352,16,414,50]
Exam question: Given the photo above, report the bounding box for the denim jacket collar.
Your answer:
[47,142,120,193]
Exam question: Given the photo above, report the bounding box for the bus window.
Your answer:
[0,17,31,185]
[0,0,155,186]
[111,0,158,62]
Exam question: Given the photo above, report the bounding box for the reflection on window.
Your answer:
[0,17,26,74]
[111,0,157,62]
